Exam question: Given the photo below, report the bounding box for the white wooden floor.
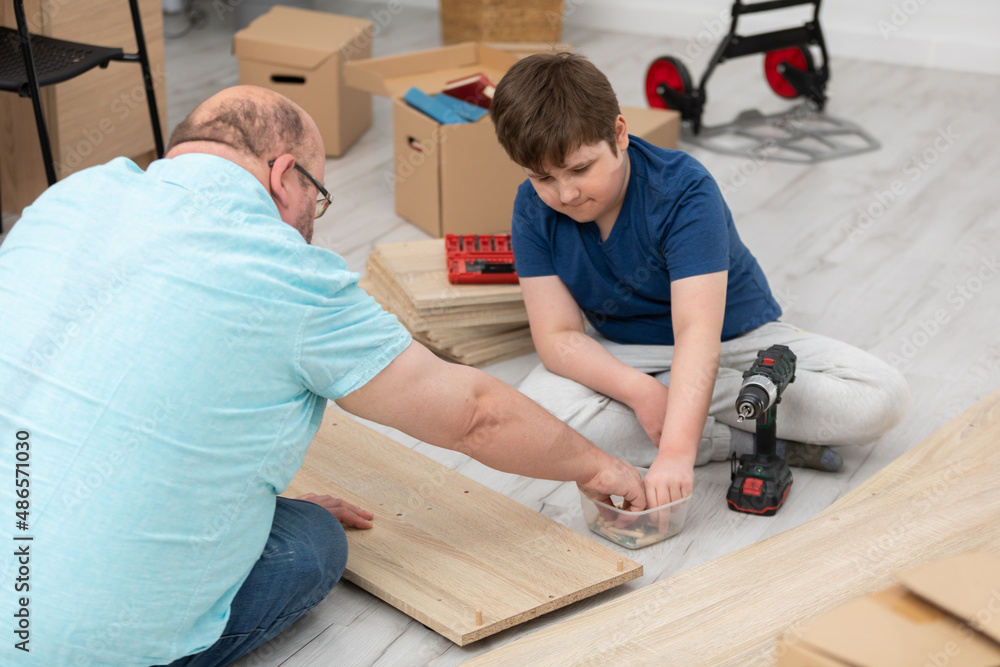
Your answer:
[27,1,1000,664]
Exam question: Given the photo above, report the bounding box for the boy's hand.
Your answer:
[643,453,694,507]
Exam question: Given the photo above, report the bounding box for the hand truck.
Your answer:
[644,0,878,163]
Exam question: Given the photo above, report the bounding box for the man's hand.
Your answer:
[643,452,693,508]
[577,456,647,512]
[298,493,374,529]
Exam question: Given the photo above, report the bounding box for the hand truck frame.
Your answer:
[645,0,878,163]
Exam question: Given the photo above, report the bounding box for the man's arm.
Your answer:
[644,270,727,506]
[520,275,671,445]
[334,340,646,509]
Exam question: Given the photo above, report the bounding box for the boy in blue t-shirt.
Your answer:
[490,52,909,509]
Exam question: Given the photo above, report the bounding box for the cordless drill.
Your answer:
[727,344,796,515]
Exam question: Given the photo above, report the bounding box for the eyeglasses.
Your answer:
[268,159,333,218]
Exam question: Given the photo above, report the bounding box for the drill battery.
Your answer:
[727,453,793,516]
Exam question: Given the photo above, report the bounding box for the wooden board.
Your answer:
[282,410,642,646]
[360,274,529,331]
[369,239,525,310]
[360,239,533,367]
[361,275,533,366]
[464,388,1000,665]
[414,329,536,368]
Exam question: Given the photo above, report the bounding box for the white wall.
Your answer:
[390,0,1000,76]
[559,0,1000,75]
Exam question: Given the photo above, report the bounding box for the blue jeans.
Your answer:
[165,497,348,666]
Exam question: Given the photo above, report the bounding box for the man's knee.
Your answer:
[273,499,348,600]
[300,501,348,595]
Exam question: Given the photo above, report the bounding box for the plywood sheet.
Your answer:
[895,550,1000,644]
[369,240,525,310]
[360,239,533,367]
[283,411,642,646]
[464,388,1000,665]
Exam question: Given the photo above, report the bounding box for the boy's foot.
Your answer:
[728,429,842,472]
[778,441,843,472]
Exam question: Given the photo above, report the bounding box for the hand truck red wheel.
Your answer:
[645,56,693,112]
[763,45,817,99]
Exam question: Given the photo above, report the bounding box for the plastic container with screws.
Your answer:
[580,491,690,549]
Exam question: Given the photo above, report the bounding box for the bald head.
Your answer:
[167,85,322,165]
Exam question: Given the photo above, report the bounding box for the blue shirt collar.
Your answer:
[145,153,279,220]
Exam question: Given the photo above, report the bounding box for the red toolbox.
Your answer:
[445,234,519,285]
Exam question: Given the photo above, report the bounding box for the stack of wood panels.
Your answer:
[359,239,534,367]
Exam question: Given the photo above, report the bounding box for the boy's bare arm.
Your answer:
[334,340,646,509]
[645,271,728,506]
[520,275,667,435]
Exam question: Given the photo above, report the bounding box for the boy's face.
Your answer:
[523,115,630,230]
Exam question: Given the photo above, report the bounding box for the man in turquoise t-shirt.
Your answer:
[0,86,645,666]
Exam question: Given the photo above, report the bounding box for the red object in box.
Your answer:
[445,234,519,284]
[441,72,496,109]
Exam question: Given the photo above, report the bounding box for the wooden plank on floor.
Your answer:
[464,387,1000,665]
[282,410,643,646]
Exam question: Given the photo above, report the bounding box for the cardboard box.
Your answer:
[482,42,573,59]
[440,0,564,45]
[775,550,1000,666]
[233,7,373,157]
[344,44,682,238]
[622,105,681,152]
[345,43,524,238]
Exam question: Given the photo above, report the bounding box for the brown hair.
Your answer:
[491,52,621,174]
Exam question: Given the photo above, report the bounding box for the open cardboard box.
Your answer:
[775,550,1000,666]
[344,43,523,238]
[344,43,681,238]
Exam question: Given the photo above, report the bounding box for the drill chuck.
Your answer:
[735,374,778,422]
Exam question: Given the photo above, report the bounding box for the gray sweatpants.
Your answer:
[517,321,910,468]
